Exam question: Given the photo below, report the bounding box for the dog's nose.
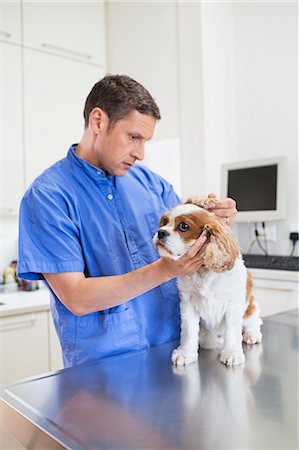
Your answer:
[158,229,170,240]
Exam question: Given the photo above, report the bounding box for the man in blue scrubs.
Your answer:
[18,75,237,368]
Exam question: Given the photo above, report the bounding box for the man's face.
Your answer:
[95,110,156,176]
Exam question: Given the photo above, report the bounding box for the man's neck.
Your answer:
[75,135,105,171]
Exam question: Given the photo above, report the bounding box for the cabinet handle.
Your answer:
[0,314,37,330]
[256,287,292,293]
[0,207,15,215]
[0,31,12,39]
[41,43,92,60]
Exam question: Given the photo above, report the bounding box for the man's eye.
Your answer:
[177,222,189,232]
[130,135,139,141]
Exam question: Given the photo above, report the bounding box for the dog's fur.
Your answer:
[153,197,262,366]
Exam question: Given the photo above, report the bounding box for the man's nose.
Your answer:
[132,143,144,161]
[158,229,170,240]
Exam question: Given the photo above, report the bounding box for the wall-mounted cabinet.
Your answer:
[0,0,22,45]
[1,42,24,215]
[23,49,103,187]
[1,1,106,216]
[22,1,106,66]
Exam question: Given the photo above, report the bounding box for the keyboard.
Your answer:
[242,254,299,271]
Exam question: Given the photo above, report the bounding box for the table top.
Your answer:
[1,310,298,449]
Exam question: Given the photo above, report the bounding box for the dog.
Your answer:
[153,196,262,366]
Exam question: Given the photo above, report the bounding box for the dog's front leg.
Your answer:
[172,296,200,366]
[220,308,245,366]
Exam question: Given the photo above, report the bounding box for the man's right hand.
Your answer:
[157,233,207,278]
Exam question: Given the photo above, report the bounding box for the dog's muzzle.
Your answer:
[157,229,170,241]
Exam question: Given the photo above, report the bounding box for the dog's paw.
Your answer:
[220,348,245,366]
[243,331,262,345]
[171,347,198,366]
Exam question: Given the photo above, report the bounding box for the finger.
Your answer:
[207,192,217,199]
[185,233,207,258]
[213,198,236,210]
[189,255,205,271]
[213,207,238,218]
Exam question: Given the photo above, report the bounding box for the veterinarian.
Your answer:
[18,75,237,368]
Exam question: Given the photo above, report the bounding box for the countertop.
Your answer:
[0,286,50,318]
[1,309,298,450]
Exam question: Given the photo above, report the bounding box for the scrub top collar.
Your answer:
[67,144,114,182]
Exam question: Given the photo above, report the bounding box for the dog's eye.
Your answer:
[177,222,190,232]
[160,216,169,227]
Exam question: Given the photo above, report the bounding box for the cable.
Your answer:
[289,232,299,257]
[289,242,296,257]
[262,222,268,256]
[254,223,268,256]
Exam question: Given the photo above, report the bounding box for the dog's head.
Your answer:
[153,203,240,272]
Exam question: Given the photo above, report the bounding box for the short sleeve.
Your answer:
[159,176,182,210]
[18,186,85,280]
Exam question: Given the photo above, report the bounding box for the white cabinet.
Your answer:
[0,0,22,45]
[1,3,106,215]
[251,269,299,317]
[1,42,24,215]
[0,291,63,384]
[0,311,49,385]
[48,312,63,371]
[23,48,104,187]
[22,1,106,66]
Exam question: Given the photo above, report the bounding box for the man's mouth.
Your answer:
[123,162,134,169]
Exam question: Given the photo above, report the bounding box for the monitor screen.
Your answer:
[221,157,286,222]
[227,165,277,212]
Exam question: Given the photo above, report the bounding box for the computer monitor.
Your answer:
[221,157,286,222]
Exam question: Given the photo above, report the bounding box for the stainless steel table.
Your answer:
[1,310,298,449]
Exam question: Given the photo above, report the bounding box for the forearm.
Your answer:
[44,259,173,316]
[44,234,207,316]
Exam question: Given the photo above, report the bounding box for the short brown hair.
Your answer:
[83,74,161,128]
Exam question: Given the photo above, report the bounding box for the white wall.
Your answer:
[200,1,237,194]
[106,1,206,198]
[233,2,298,256]
[106,1,298,257]
[106,1,180,142]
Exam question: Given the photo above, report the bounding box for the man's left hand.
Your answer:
[207,193,237,227]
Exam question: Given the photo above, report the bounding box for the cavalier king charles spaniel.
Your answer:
[153,197,262,366]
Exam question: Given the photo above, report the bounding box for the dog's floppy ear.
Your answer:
[202,217,240,272]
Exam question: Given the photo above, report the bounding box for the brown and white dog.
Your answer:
[153,197,262,366]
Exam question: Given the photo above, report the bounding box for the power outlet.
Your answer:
[253,223,277,242]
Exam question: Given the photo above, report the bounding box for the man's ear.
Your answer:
[88,107,107,134]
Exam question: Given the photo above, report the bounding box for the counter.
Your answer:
[1,310,298,449]
[0,286,50,318]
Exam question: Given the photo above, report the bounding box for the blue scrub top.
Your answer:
[18,145,181,367]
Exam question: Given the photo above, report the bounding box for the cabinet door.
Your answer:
[0,311,49,384]
[1,43,24,216]
[48,312,63,371]
[0,0,22,45]
[253,279,299,317]
[23,48,104,187]
[23,1,106,66]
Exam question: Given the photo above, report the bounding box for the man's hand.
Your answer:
[158,233,207,278]
[207,193,237,226]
